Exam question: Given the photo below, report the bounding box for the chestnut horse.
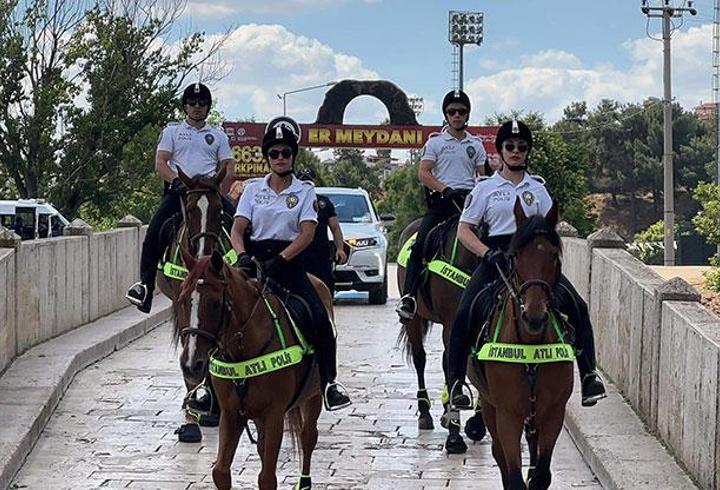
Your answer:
[467,200,573,490]
[396,218,485,440]
[175,250,329,490]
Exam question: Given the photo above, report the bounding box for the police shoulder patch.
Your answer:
[464,193,473,209]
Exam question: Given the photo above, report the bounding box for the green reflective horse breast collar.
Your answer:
[397,232,470,288]
[475,306,575,364]
[161,228,238,281]
[209,296,313,380]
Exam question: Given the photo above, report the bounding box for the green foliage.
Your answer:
[330,149,382,198]
[703,257,720,293]
[628,220,665,265]
[691,182,720,292]
[295,149,335,187]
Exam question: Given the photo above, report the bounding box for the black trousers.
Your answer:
[248,240,337,386]
[402,190,468,297]
[140,188,236,289]
[447,237,597,384]
[303,250,335,296]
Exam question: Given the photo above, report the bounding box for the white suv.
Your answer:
[316,187,395,304]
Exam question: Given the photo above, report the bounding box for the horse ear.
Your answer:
[513,197,527,226]
[546,200,559,228]
[178,168,192,188]
[211,249,224,274]
[181,246,197,271]
[214,163,228,186]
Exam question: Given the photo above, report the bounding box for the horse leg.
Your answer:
[296,395,323,489]
[528,409,565,490]
[407,316,433,430]
[483,403,509,489]
[525,418,538,487]
[212,409,244,490]
[257,410,285,490]
[496,410,527,490]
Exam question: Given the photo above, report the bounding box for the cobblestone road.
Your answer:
[11,300,601,489]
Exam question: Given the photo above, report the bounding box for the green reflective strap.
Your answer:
[549,312,565,343]
[263,297,287,349]
[450,236,460,264]
[427,260,470,288]
[440,384,450,404]
[163,262,188,280]
[223,248,238,266]
[477,342,575,364]
[209,346,305,379]
[397,232,417,267]
[492,305,506,343]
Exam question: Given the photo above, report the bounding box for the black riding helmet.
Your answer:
[442,89,471,114]
[297,167,317,182]
[262,125,299,158]
[182,82,212,107]
[496,119,533,171]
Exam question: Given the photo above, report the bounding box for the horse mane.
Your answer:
[190,174,221,193]
[508,214,563,256]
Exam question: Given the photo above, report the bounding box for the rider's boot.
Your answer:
[396,241,423,321]
[576,344,606,407]
[324,381,351,411]
[126,282,153,313]
[444,408,468,454]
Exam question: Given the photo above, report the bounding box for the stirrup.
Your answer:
[449,379,474,411]
[323,381,352,411]
[395,294,417,320]
[125,282,147,306]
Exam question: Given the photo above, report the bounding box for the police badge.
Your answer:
[466,146,476,159]
[286,194,299,209]
[204,134,215,145]
[522,191,535,206]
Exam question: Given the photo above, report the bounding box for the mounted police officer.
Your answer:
[126,82,235,313]
[396,90,487,321]
[230,125,351,411]
[444,120,607,451]
[296,167,347,295]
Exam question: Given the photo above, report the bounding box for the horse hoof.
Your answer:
[464,414,487,441]
[440,411,450,430]
[445,433,468,454]
[418,412,434,430]
[212,469,231,490]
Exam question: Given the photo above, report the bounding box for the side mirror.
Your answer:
[379,213,396,226]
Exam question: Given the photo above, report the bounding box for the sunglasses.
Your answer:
[267,149,293,159]
[446,108,468,116]
[503,143,529,153]
[186,99,209,107]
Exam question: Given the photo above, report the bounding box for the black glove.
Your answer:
[261,254,287,277]
[170,177,187,195]
[484,249,510,274]
[237,252,254,270]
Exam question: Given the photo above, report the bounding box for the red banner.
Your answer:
[222,122,499,179]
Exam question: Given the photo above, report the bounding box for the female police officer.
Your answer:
[447,120,606,413]
[229,125,351,411]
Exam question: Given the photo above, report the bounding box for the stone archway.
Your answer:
[315,80,419,126]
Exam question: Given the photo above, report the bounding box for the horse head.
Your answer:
[178,165,228,259]
[175,249,232,385]
[507,197,562,338]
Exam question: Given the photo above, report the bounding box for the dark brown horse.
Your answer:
[396,218,485,439]
[175,250,329,490]
[467,200,573,490]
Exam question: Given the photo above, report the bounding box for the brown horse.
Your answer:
[467,200,573,490]
[396,218,485,439]
[175,249,329,490]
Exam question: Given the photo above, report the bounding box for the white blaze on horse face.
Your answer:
[197,195,209,257]
[185,288,201,370]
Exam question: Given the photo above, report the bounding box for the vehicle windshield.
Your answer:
[325,194,373,223]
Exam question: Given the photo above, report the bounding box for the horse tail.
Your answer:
[285,406,303,458]
[396,319,432,365]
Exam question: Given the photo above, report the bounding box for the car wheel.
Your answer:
[368,276,388,305]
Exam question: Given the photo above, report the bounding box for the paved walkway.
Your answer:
[10,300,600,489]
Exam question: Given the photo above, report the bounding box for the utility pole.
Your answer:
[714,0,720,257]
[641,0,697,266]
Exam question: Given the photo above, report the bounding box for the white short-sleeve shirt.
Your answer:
[157,121,233,178]
[235,174,318,241]
[460,172,553,237]
[421,129,487,190]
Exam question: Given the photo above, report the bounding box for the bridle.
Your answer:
[181,187,227,254]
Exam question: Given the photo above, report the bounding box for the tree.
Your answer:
[330,149,382,198]
[295,149,335,187]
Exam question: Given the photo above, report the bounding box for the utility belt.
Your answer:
[247,239,293,262]
[483,234,513,253]
[424,187,471,213]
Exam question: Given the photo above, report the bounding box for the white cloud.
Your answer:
[465,24,713,122]
[186,0,379,16]
[201,24,380,122]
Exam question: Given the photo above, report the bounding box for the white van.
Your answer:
[0,199,70,240]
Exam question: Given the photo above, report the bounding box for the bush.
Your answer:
[628,220,667,265]
[693,182,720,292]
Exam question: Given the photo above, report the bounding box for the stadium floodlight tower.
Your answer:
[448,10,484,90]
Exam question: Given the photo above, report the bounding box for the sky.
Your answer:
[174,0,715,127]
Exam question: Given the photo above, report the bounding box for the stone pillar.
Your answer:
[117,215,143,228]
[556,221,578,238]
[63,218,93,236]
[585,228,625,311]
[0,225,21,250]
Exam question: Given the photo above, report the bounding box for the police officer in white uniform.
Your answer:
[396,90,487,321]
[126,82,235,313]
[443,120,606,454]
[230,125,351,411]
